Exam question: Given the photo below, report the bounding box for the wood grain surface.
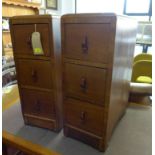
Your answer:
[61,13,137,151]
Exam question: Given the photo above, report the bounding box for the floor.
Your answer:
[2,84,152,155]
[2,84,19,111]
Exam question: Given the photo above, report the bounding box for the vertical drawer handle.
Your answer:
[14,150,23,155]
[35,100,40,112]
[80,111,86,122]
[31,70,38,82]
[27,36,32,49]
[81,36,88,53]
[80,77,87,91]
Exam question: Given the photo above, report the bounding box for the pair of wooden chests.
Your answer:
[9,14,137,151]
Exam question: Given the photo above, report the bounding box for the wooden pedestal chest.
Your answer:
[10,15,62,132]
[61,13,137,151]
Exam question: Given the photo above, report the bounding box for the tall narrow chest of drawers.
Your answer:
[61,13,137,151]
[10,15,63,131]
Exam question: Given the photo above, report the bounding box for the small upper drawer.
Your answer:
[12,24,52,57]
[64,63,107,105]
[17,60,53,89]
[65,98,105,136]
[63,23,110,63]
[21,89,55,119]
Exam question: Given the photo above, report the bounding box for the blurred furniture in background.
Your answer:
[2,84,19,111]
[129,53,152,105]
[129,82,152,105]
[2,56,17,87]
[2,0,40,57]
[133,53,152,63]
[131,53,152,84]
[136,21,152,53]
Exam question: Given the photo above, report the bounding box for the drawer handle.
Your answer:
[31,70,38,82]
[80,77,87,91]
[27,36,32,49]
[81,36,88,53]
[80,111,86,122]
[14,150,23,155]
[35,100,40,112]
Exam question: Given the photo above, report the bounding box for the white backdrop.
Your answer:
[76,0,124,14]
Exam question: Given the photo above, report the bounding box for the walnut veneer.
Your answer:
[10,15,62,132]
[61,13,137,151]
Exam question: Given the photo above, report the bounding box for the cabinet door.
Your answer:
[17,60,53,90]
[64,23,110,63]
[12,24,52,57]
[64,63,107,105]
[65,98,105,136]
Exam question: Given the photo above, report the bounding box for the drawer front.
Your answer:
[64,63,107,105]
[64,23,110,63]
[17,60,53,89]
[21,89,55,119]
[65,99,105,136]
[12,24,52,57]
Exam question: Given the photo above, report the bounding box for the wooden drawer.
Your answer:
[17,60,53,89]
[64,63,107,105]
[12,24,52,57]
[64,23,110,63]
[65,98,105,136]
[21,89,55,119]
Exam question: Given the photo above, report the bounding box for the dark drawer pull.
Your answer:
[35,100,40,112]
[27,36,32,49]
[80,111,86,122]
[81,36,88,53]
[80,77,87,91]
[14,150,24,155]
[31,70,38,82]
